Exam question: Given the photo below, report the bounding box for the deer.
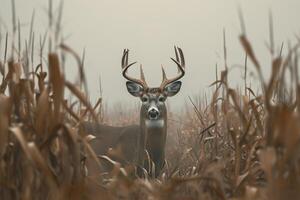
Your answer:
[81,47,185,178]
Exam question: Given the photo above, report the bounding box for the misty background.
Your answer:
[0,0,299,111]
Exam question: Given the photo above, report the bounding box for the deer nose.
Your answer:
[148,107,159,120]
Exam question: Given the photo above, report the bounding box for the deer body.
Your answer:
[82,109,167,177]
[82,123,141,164]
[82,47,185,178]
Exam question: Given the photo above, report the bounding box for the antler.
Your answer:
[160,46,185,90]
[121,49,148,89]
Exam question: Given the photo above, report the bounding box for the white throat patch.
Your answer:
[145,119,164,129]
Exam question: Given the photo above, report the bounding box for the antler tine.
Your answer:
[161,65,167,80]
[160,46,185,90]
[140,64,146,82]
[125,49,129,67]
[174,46,179,63]
[178,47,185,68]
[121,49,148,88]
[121,49,128,69]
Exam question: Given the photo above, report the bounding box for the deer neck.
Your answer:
[140,107,167,156]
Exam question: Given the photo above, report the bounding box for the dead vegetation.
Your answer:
[0,1,300,199]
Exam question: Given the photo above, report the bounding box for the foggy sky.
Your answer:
[0,0,299,110]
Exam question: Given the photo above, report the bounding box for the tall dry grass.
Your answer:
[0,1,300,199]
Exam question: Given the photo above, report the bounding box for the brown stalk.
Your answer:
[48,53,65,127]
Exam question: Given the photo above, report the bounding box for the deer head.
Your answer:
[121,47,185,126]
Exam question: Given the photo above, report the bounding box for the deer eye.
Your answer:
[141,96,149,102]
[158,96,165,102]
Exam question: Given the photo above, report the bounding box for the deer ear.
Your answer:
[164,81,182,97]
[126,81,144,97]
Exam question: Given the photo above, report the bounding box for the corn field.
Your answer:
[0,1,300,200]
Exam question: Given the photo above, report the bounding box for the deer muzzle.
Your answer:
[148,106,160,120]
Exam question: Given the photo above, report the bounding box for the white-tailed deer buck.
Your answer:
[81,47,185,178]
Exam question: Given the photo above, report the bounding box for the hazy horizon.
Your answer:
[0,0,299,110]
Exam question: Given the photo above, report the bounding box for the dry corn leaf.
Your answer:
[35,88,50,136]
[62,100,80,122]
[65,81,97,121]
[48,53,65,126]
[0,61,4,76]
[0,94,12,155]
